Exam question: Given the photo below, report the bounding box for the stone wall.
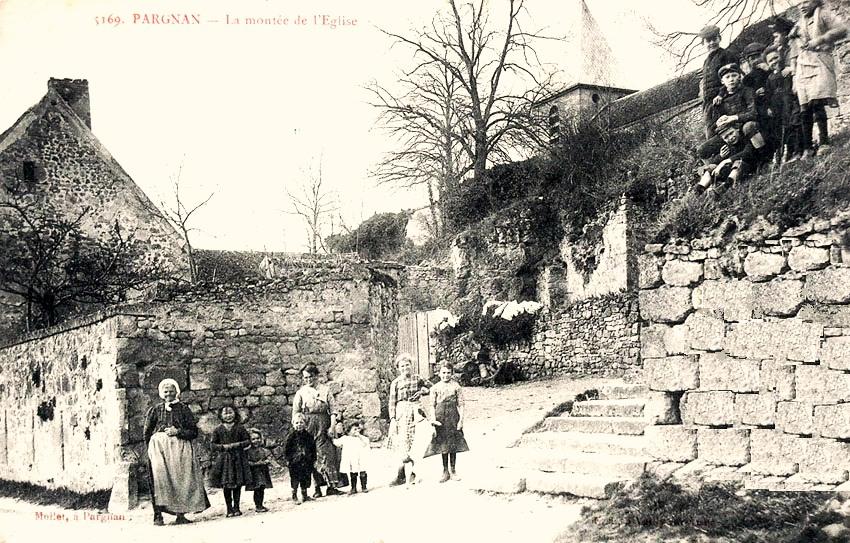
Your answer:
[495,291,641,380]
[0,264,399,496]
[398,265,456,314]
[0,312,136,492]
[641,212,850,484]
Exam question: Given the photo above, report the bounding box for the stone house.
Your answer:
[0,78,190,342]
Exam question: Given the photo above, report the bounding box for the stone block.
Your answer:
[704,259,722,280]
[645,425,697,462]
[735,393,777,427]
[795,365,850,403]
[107,461,138,513]
[645,391,681,425]
[640,325,667,359]
[799,438,850,473]
[748,429,804,476]
[815,404,850,439]
[639,287,693,324]
[645,355,699,392]
[822,337,850,371]
[776,401,814,435]
[361,393,382,418]
[681,391,736,426]
[662,260,703,287]
[699,353,760,392]
[753,280,804,317]
[697,428,751,466]
[726,319,823,362]
[788,246,831,271]
[744,252,786,281]
[638,254,663,289]
[760,360,795,401]
[692,280,754,322]
[684,311,724,352]
[337,368,379,393]
[664,324,690,355]
[804,268,850,304]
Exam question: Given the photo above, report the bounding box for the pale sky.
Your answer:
[0,0,773,252]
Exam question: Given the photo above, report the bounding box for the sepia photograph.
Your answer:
[1,0,850,541]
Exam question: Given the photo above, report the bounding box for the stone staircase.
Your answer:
[470,383,651,499]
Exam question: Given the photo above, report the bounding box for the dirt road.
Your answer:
[0,377,612,543]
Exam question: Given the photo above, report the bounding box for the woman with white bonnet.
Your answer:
[144,378,210,525]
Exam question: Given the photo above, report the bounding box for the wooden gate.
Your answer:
[397,311,442,379]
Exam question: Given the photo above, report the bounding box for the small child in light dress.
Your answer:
[333,420,370,494]
[244,428,273,512]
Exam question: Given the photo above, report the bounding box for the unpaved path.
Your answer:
[0,377,613,543]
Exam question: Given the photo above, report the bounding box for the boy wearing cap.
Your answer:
[789,0,848,157]
[699,63,769,163]
[700,24,738,138]
[694,123,758,193]
[740,42,774,146]
[765,45,804,163]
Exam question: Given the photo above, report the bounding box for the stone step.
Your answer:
[492,449,649,478]
[524,471,628,499]
[514,431,647,456]
[467,468,629,499]
[597,383,649,400]
[541,416,646,435]
[572,399,645,418]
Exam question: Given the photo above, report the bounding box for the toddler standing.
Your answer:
[284,413,317,504]
[245,429,273,512]
[333,420,370,494]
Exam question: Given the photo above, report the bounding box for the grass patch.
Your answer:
[557,473,831,543]
[0,479,111,510]
[649,132,850,243]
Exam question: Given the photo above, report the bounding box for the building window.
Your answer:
[591,93,601,105]
[548,105,560,145]
[22,161,36,182]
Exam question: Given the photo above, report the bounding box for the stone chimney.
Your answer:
[48,78,91,128]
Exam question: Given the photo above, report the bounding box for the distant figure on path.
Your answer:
[144,378,210,526]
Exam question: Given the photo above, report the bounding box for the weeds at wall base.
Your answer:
[0,479,110,510]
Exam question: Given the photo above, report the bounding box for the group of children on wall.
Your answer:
[694,0,848,194]
[205,360,467,518]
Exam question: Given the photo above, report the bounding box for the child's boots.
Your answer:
[349,472,358,494]
[359,471,368,493]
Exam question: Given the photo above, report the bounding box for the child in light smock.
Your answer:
[333,419,371,494]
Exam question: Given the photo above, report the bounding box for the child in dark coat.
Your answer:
[765,45,804,163]
[209,406,253,517]
[284,413,317,504]
[245,428,273,512]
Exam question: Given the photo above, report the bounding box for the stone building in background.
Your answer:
[0,78,190,342]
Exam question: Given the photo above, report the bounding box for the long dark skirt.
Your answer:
[423,399,469,457]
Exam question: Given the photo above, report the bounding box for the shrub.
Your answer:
[327,211,409,260]
[478,300,543,346]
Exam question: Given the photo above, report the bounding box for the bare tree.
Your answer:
[0,195,168,331]
[369,57,467,239]
[285,155,338,254]
[159,162,215,283]
[376,0,560,187]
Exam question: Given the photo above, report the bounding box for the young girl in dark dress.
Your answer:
[245,428,273,512]
[209,406,253,517]
[424,363,470,482]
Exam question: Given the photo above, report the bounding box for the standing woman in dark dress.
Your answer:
[291,363,341,497]
[144,378,210,526]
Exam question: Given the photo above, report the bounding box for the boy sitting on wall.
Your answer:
[694,124,759,193]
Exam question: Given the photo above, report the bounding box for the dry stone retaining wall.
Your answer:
[641,213,850,486]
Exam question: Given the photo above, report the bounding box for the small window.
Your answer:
[591,93,601,104]
[22,161,36,181]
